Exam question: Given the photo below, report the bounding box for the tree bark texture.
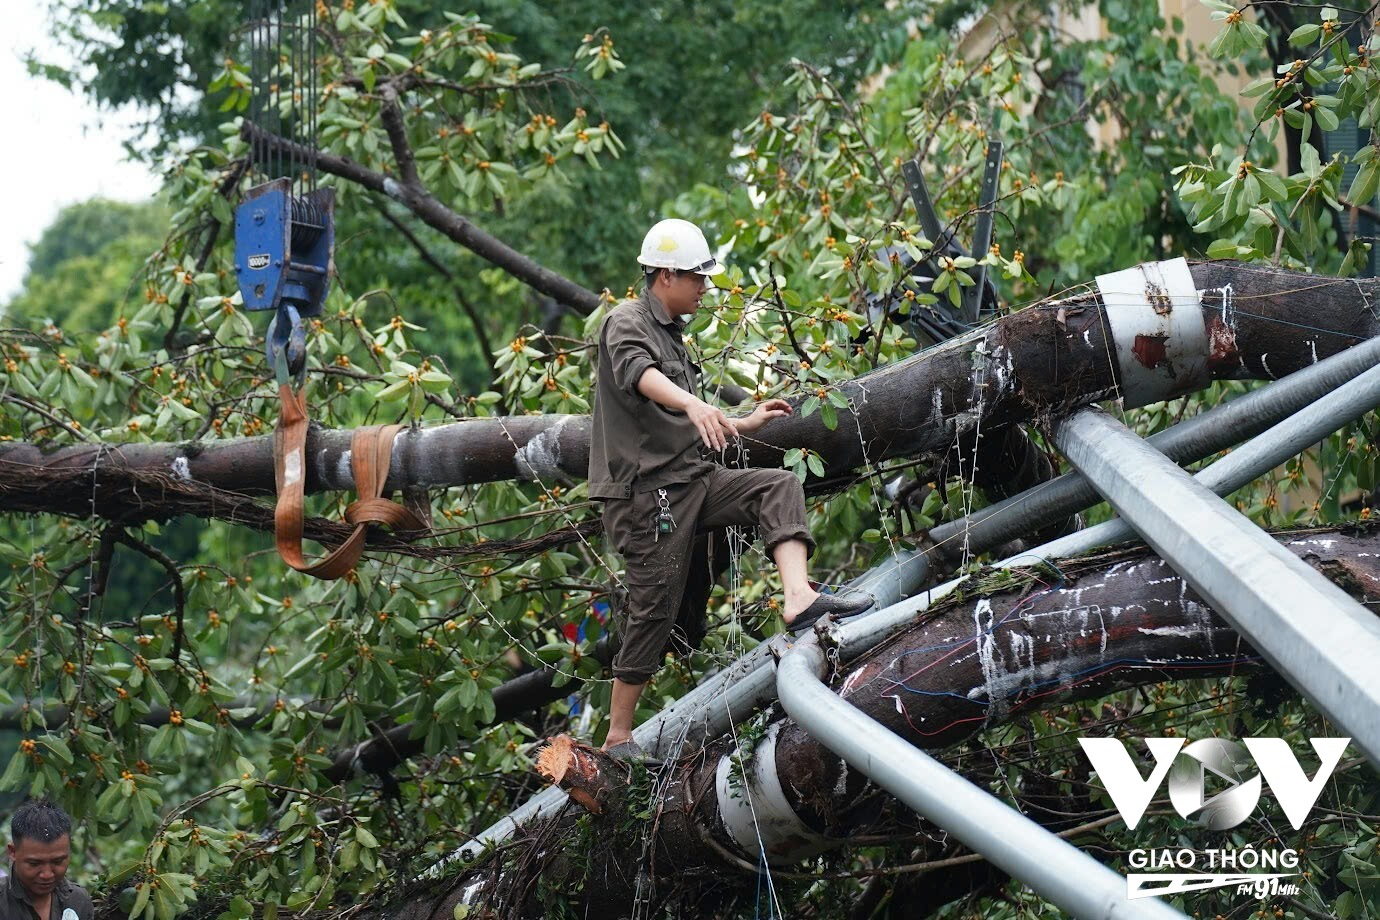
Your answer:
[403,525,1380,918]
[3,263,1377,528]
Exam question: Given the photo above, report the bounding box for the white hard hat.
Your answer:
[637,218,723,276]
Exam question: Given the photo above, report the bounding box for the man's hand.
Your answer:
[732,398,793,436]
[687,398,738,451]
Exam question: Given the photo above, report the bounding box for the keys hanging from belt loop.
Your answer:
[653,488,676,542]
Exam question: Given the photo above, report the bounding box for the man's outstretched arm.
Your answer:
[635,368,738,451]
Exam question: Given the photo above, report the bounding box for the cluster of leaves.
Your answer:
[1176,1,1379,274]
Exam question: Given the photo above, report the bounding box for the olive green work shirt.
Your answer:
[588,290,714,500]
[0,874,94,920]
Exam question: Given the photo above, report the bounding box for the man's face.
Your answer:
[658,270,711,317]
[7,835,70,897]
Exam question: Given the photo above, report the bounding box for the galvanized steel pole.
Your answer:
[839,352,1380,659]
[857,335,1380,612]
[777,641,1190,920]
[1055,408,1380,766]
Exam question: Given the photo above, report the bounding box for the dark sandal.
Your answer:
[789,592,875,635]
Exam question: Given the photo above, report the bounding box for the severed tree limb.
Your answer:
[3,262,1378,529]
[429,525,1380,917]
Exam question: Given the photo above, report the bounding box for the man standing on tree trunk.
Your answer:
[2,800,94,920]
[588,218,872,758]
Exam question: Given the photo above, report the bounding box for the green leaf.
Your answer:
[1348,161,1380,206]
[819,401,837,430]
[419,370,453,393]
[1340,239,1372,278]
[132,882,151,919]
[376,378,412,402]
[1206,239,1250,260]
[42,735,72,766]
[806,452,825,478]
[1288,23,1321,47]
[0,752,27,790]
[1255,170,1287,201]
[1301,142,1322,178]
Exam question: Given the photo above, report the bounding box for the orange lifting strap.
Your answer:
[272,383,426,579]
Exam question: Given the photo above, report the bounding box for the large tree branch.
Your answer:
[4,262,1378,528]
[240,122,605,314]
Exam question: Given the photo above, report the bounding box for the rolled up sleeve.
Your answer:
[604,313,658,397]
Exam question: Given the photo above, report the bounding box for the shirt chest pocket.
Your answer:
[658,355,694,390]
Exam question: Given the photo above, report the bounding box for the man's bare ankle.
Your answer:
[602,733,633,751]
[783,589,820,623]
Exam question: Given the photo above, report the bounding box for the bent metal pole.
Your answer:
[1055,408,1380,767]
[837,346,1380,660]
[776,640,1190,920]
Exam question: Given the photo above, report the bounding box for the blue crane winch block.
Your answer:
[233,178,335,380]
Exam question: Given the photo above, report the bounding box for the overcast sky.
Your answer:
[0,5,161,301]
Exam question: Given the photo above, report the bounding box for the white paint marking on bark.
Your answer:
[1185,599,1216,655]
[973,598,1009,716]
[1136,625,1206,638]
[1205,283,1236,330]
[1008,629,1035,677]
[515,417,569,482]
[335,450,352,487]
[1291,537,1338,549]
[833,762,849,799]
[839,666,869,697]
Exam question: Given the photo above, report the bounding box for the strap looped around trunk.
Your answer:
[273,384,426,579]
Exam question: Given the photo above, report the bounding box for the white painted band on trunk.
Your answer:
[1096,257,1209,409]
[714,721,829,864]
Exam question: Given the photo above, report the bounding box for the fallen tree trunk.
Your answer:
[399,525,1380,918]
[3,263,1377,526]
